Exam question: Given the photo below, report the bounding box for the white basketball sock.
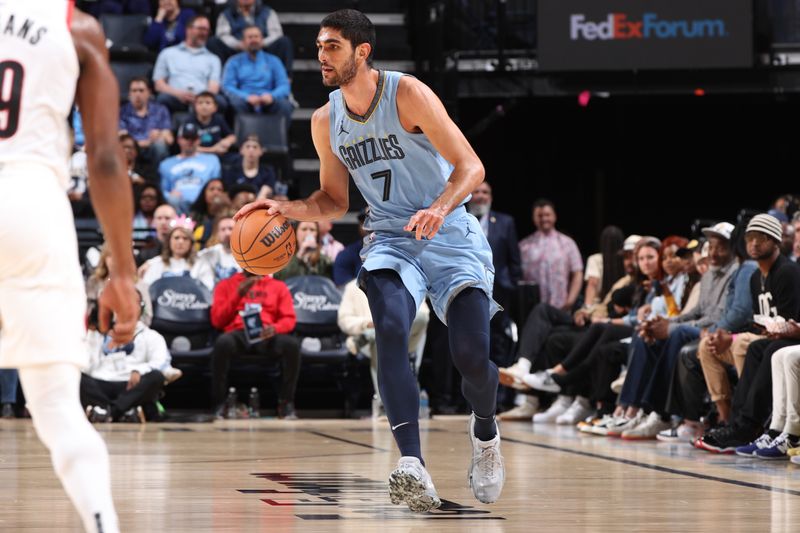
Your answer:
[19,364,119,533]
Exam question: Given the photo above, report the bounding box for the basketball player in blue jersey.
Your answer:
[236,9,504,511]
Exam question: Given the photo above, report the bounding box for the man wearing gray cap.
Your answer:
[618,222,742,439]
[696,213,800,453]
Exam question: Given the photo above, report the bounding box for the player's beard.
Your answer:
[323,53,358,87]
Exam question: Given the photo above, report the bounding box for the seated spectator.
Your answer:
[144,0,196,52]
[81,293,171,423]
[138,203,178,265]
[139,223,215,290]
[153,15,224,113]
[318,219,344,261]
[119,78,173,165]
[182,92,236,158]
[222,25,293,126]
[338,279,429,418]
[222,135,277,199]
[87,246,154,326]
[189,178,231,248]
[198,211,243,284]
[209,0,293,71]
[159,123,221,214]
[119,133,148,187]
[332,209,368,286]
[133,184,165,243]
[209,270,300,419]
[273,221,333,280]
[614,224,743,440]
[228,183,258,211]
[697,214,800,453]
[740,341,800,460]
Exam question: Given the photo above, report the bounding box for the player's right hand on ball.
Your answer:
[98,276,139,348]
[234,199,284,220]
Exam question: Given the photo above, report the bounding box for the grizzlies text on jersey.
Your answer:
[328,70,461,232]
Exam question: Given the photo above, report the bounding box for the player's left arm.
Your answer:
[397,76,485,240]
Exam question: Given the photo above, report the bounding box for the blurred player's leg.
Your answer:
[19,364,119,533]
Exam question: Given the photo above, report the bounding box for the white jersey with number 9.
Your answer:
[0,0,79,188]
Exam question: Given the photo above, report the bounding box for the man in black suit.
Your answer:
[468,181,522,367]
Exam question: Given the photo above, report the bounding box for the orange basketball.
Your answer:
[230,210,296,275]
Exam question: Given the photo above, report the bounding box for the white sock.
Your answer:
[19,364,119,533]
[517,358,532,374]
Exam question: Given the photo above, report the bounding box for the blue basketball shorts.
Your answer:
[358,208,500,325]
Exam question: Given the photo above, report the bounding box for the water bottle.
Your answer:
[418,389,430,420]
[248,387,260,418]
[225,387,237,419]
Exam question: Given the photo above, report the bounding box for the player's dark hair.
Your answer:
[320,9,376,66]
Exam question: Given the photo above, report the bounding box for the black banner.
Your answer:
[537,0,753,71]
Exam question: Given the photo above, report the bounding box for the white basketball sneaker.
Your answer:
[389,456,441,513]
[468,414,505,504]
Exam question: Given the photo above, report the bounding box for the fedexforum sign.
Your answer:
[538,0,752,71]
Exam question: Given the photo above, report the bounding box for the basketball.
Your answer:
[230,210,296,275]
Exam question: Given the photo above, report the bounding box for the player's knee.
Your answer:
[374,313,411,347]
[451,331,490,377]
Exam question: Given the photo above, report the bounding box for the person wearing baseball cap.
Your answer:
[695,213,800,454]
[619,221,743,440]
[159,121,221,214]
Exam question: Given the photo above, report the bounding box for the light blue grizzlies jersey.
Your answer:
[328,71,458,231]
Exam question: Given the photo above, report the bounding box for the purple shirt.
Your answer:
[519,230,584,308]
[119,101,172,142]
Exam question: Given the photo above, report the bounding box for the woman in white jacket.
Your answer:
[139,223,215,291]
[337,279,430,417]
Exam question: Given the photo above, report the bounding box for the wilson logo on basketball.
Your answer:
[260,220,291,248]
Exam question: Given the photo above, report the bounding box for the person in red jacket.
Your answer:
[210,271,300,419]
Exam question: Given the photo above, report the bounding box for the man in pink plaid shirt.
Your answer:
[518,199,584,311]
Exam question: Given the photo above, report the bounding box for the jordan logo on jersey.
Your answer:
[465,223,476,238]
[338,134,405,171]
[338,120,350,135]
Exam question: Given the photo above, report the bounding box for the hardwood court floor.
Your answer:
[2,416,800,532]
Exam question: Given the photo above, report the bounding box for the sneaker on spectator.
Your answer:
[621,411,671,440]
[589,415,629,436]
[755,433,800,460]
[389,456,441,512]
[657,421,704,443]
[119,406,146,424]
[610,370,627,394]
[85,405,112,423]
[498,397,539,420]
[532,395,573,423]
[1,403,14,419]
[580,414,612,434]
[695,425,753,454]
[163,366,183,384]
[792,455,800,465]
[735,433,773,457]
[606,411,644,437]
[556,396,593,425]
[522,370,561,393]
[576,413,602,431]
[789,446,800,458]
[278,400,298,420]
[498,360,532,391]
